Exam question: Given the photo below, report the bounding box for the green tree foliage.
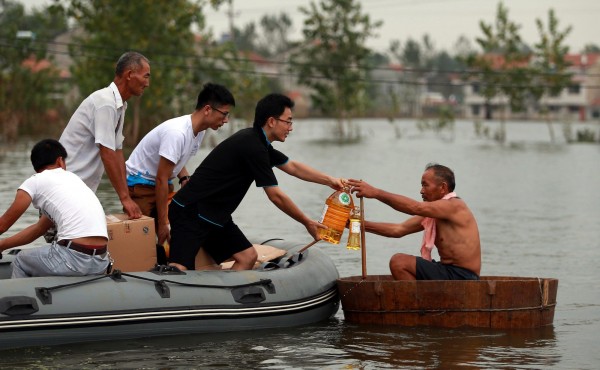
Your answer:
[292,0,381,140]
[199,41,278,129]
[232,12,293,58]
[582,43,600,53]
[466,2,531,142]
[55,0,209,144]
[0,1,68,141]
[531,8,572,142]
[258,13,293,57]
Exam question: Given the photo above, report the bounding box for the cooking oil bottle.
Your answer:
[318,188,354,244]
[346,206,361,250]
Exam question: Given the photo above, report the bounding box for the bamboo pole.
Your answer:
[360,197,367,278]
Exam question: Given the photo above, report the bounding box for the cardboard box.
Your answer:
[106,214,156,272]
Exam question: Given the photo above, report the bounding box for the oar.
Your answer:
[298,239,320,253]
[360,197,367,278]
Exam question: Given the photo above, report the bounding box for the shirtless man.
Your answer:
[347,163,481,280]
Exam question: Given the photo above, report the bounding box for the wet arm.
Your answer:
[99,145,141,218]
[277,160,343,190]
[264,186,323,240]
[0,216,53,251]
[0,190,32,235]
[364,215,424,238]
[155,156,175,245]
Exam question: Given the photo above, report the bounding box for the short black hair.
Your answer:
[425,163,456,191]
[31,139,68,172]
[253,93,294,129]
[195,83,236,110]
[115,51,149,76]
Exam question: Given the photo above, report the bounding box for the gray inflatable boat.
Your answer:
[0,239,339,350]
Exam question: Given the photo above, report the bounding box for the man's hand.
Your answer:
[304,219,327,241]
[121,197,142,219]
[329,177,347,191]
[347,178,378,199]
[157,223,171,246]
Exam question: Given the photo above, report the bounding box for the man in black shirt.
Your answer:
[168,93,345,270]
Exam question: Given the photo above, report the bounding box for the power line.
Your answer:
[5,35,598,78]
[2,38,600,89]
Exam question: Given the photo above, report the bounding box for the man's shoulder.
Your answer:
[86,85,116,107]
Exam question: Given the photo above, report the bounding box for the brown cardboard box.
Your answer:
[106,214,156,272]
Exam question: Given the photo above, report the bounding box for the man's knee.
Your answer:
[389,253,416,279]
[389,253,411,269]
[232,246,257,269]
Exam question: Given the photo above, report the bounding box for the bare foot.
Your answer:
[168,262,188,271]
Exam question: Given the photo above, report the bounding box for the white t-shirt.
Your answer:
[19,168,108,241]
[59,82,126,192]
[126,114,204,183]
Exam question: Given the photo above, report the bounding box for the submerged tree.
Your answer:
[292,0,381,141]
[0,1,68,141]
[530,8,572,142]
[465,2,531,143]
[55,0,215,144]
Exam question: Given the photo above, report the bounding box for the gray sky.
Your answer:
[20,0,599,53]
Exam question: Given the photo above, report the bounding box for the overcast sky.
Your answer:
[20,0,599,53]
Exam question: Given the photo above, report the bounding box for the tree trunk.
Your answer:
[1,112,20,142]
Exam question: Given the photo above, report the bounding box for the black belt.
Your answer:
[57,240,107,256]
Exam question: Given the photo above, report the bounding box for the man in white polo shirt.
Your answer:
[60,51,151,219]
[126,83,235,251]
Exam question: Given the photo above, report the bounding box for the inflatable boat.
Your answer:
[0,239,340,350]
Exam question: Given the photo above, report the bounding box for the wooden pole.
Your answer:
[360,197,367,278]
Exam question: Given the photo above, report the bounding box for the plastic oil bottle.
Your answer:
[318,188,354,244]
[346,206,361,250]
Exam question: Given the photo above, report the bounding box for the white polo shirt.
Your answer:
[59,82,126,192]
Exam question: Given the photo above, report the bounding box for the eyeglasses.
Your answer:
[275,117,293,127]
[211,106,230,118]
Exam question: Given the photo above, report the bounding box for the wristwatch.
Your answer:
[178,176,191,185]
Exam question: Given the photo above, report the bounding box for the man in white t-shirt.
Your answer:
[126,83,235,250]
[0,139,109,278]
[59,51,151,219]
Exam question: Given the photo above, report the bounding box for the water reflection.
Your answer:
[0,320,558,370]
[334,324,558,369]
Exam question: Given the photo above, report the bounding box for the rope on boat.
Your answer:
[119,271,273,290]
[36,274,112,304]
[35,269,273,304]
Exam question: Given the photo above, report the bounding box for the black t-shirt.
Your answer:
[173,127,288,226]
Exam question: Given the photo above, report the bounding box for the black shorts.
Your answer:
[168,202,252,269]
[415,257,479,280]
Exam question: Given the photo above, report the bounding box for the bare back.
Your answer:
[435,198,481,275]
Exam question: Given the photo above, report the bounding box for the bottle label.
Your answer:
[338,192,351,206]
[350,220,361,233]
[318,205,328,223]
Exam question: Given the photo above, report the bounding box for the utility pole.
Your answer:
[226,0,237,44]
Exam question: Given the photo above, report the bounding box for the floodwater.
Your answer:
[0,118,599,369]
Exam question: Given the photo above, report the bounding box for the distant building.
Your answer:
[463,53,600,122]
